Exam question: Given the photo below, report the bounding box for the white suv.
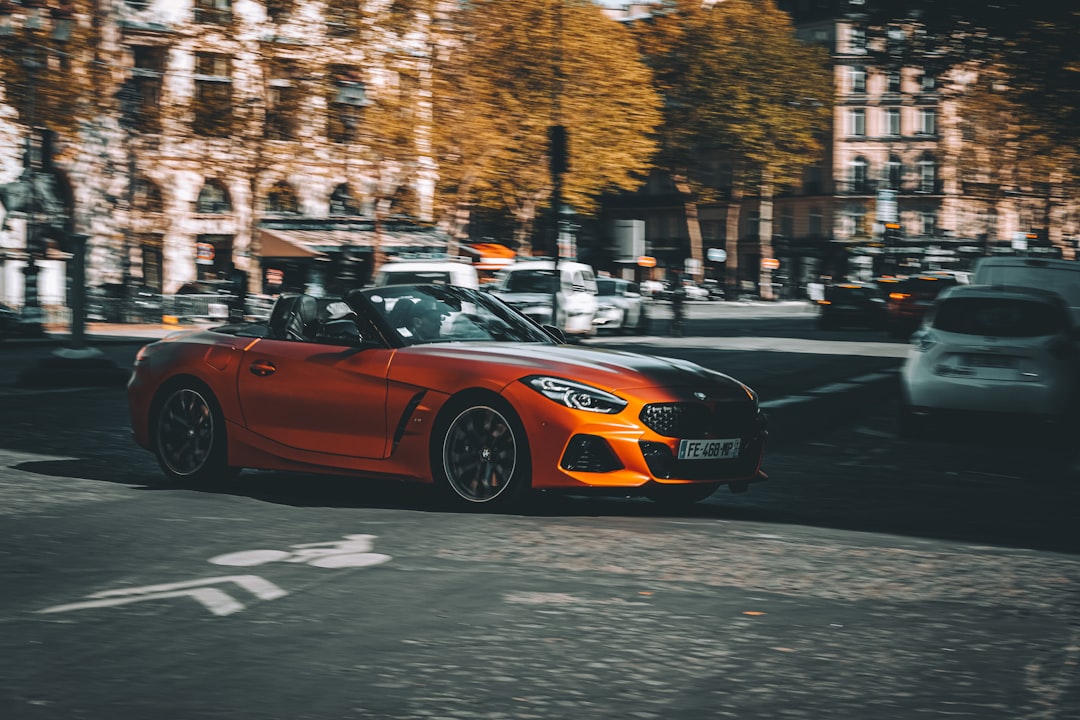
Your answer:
[490,259,599,338]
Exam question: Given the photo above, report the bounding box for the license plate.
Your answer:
[677,438,741,460]
[963,354,1015,368]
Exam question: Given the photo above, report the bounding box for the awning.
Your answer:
[465,242,517,271]
[258,227,448,257]
[259,229,326,258]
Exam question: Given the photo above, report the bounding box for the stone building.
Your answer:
[0,0,446,311]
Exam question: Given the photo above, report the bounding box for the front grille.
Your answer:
[639,401,758,438]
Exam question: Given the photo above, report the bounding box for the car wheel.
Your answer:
[646,482,720,507]
[434,396,530,510]
[153,381,237,485]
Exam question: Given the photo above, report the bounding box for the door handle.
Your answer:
[249,360,276,377]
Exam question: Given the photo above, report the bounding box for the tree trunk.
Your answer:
[673,175,703,282]
[724,187,744,299]
[757,173,775,301]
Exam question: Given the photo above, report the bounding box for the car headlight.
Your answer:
[522,376,627,414]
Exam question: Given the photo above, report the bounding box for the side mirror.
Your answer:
[542,324,567,343]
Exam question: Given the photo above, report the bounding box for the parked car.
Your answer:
[900,284,1080,437]
[701,279,726,301]
[489,259,599,338]
[681,281,711,301]
[593,277,647,334]
[373,258,480,290]
[816,282,887,329]
[128,283,768,509]
[886,272,963,338]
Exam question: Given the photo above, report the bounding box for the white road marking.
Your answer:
[37,575,287,617]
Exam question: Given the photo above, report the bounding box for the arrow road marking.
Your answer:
[37,575,288,617]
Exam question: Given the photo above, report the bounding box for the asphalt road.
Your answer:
[1,310,1078,719]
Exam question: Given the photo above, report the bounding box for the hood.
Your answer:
[395,342,753,399]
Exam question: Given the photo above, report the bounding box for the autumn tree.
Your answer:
[954,64,1080,257]
[633,0,831,297]
[431,0,662,251]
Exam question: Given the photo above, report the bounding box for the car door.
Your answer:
[237,337,394,458]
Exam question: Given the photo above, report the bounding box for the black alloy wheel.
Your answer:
[153,383,235,484]
[436,397,529,509]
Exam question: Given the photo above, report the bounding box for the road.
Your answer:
[1,305,1078,719]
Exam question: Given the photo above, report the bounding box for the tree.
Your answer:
[632,0,831,296]
[431,0,662,251]
[953,64,1080,257]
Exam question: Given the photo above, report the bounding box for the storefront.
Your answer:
[256,219,450,296]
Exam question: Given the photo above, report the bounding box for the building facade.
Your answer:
[0,0,445,311]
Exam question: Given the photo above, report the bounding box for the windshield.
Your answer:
[933,297,1068,337]
[351,284,555,347]
[596,278,618,296]
[501,269,558,294]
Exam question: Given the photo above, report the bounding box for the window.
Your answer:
[329,183,362,216]
[919,108,936,135]
[884,108,901,136]
[134,177,163,213]
[131,46,164,133]
[885,155,903,190]
[194,0,231,25]
[921,72,936,92]
[849,156,869,192]
[920,211,936,236]
[849,66,866,94]
[265,0,293,22]
[266,181,299,214]
[780,210,794,239]
[266,59,299,141]
[193,53,233,137]
[845,208,867,237]
[327,66,367,143]
[848,26,866,54]
[809,208,823,236]
[886,69,901,94]
[918,156,937,193]
[196,179,232,214]
[326,0,360,37]
[848,108,865,137]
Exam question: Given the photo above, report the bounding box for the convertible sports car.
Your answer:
[128,283,767,509]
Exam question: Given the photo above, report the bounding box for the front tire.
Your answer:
[434,396,530,510]
[153,381,237,485]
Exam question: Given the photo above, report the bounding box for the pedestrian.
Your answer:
[670,272,686,337]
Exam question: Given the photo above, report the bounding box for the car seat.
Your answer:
[267,293,319,341]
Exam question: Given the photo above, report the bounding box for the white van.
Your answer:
[971,256,1080,324]
[373,258,480,290]
[489,259,599,338]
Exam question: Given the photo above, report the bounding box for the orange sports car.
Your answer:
[128,283,767,509]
